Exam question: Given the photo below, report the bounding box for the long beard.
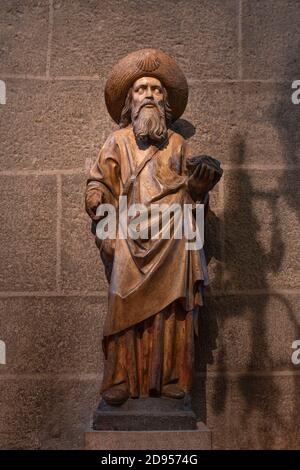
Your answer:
[131,101,168,143]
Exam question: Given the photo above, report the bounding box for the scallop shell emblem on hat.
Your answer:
[137,52,161,72]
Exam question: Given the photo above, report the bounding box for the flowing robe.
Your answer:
[86,125,209,397]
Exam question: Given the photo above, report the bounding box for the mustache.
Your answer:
[132,99,163,119]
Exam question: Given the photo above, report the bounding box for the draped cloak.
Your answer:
[86,126,209,366]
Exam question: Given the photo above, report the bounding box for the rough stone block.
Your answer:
[0,378,50,449]
[230,375,300,449]
[192,374,231,450]
[0,296,105,374]
[61,174,107,291]
[185,82,300,167]
[0,79,115,171]
[200,294,300,371]
[0,175,57,291]
[0,377,100,449]
[242,0,300,79]
[223,169,300,290]
[0,0,49,75]
[40,378,100,449]
[51,0,238,79]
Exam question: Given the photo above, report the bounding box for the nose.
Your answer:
[145,86,154,99]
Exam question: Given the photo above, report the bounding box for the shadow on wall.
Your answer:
[171,118,196,140]
[189,47,300,447]
[267,41,300,449]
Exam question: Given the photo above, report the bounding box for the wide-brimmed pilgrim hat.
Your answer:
[104,48,188,124]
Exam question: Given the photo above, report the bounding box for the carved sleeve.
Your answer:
[85,133,121,211]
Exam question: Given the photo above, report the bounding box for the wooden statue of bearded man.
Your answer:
[85,49,222,407]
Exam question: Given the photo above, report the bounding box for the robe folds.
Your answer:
[100,301,195,397]
[86,125,209,394]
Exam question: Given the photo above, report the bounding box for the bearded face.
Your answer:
[119,76,172,143]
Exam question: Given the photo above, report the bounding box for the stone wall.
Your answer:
[0,0,299,449]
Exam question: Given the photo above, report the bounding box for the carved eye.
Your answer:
[136,86,145,94]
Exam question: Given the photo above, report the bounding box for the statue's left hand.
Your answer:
[187,163,219,200]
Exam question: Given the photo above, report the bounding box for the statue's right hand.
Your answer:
[85,190,103,220]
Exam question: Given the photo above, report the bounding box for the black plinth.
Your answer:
[93,395,197,431]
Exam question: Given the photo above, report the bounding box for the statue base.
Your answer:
[85,422,211,450]
[92,396,197,431]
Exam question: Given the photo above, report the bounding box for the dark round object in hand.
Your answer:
[186,155,223,183]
